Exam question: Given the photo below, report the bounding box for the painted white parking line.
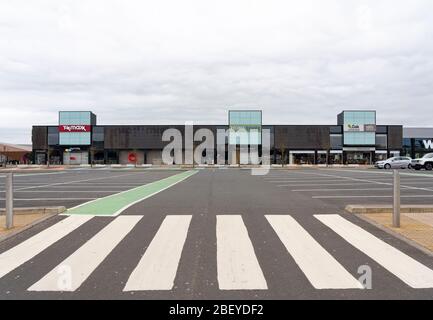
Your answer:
[319,168,433,178]
[266,215,363,289]
[124,215,192,291]
[0,216,93,279]
[289,171,433,192]
[278,183,375,187]
[28,216,142,292]
[315,214,433,288]
[292,188,392,192]
[12,185,146,188]
[275,181,433,186]
[7,183,148,186]
[264,177,349,181]
[0,190,123,193]
[0,172,66,178]
[312,195,433,199]
[0,198,98,201]
[15,173,145,191]
[268,179,348,183]
[217,215,267,290]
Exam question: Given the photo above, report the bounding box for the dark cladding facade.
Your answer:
[32,110,405,165]
[402,128,433,159]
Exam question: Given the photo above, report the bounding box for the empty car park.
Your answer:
[1,166,433,300]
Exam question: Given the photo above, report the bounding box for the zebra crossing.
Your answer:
[266,215,363,289]
[1,213,433,293]
[124,215,192,291]
[217,215,268,290]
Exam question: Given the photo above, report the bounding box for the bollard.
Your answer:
[393,169,400,228]
[5,172,14,229]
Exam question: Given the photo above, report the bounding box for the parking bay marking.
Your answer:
[0,190,125,193]
[0,198,98,201]
[14,173,150,191]
[268,179,356,183]
[289,171,433,193]
[312,195,433,199]
[0,172,66,178]
[318,168,433,179]
[292,188,393,192]
[278,183,377,187]
[65,170,198,216]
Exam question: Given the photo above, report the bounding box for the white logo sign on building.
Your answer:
[344,124,376,132]
[423,139,433,150]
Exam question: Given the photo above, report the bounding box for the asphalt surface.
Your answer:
[1,167,433,299]
[0,168,179,209]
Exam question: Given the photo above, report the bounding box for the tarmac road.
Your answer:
[1,167,433,299]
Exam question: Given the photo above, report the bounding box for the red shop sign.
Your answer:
[59,125,91,132]
[128,153,137,163]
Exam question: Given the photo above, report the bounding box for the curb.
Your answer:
[0,213,61,244]
[355,214,433,257]
[346,205,433,214]
[0,206,66,216]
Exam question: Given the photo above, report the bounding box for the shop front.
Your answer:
[374,150,388,162]
[329,150,343,164]
[289,151,315,165]
[343,148,375,165]
[63,149,89,165]
[316,151,328,164]
[31,110,405,166]
[403,138,433,159]
[57,111,96,165]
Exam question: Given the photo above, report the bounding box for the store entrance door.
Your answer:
[63,151,89,165]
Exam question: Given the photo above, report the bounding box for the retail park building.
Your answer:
[30,110,433,165]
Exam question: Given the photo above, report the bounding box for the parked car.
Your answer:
[375,156,412,169]
[411,153,433,171]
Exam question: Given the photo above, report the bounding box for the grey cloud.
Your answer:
[1,0,433,143]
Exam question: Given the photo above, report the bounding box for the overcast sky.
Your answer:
[1,0,432,144]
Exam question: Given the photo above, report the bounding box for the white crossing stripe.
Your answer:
[123,215,192,291]
[0,215,93,279]
[217,215,268,290]
[28,216,142,292]
[315,214,433,289]
[265,215,363,289]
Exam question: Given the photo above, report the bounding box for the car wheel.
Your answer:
[408,164,412,169]
[384,164,391,170]
[426,163,433,171]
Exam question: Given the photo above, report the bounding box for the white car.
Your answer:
[375,156,412,169]
[411,153,433,171]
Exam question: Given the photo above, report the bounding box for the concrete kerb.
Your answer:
[354,214,433,257]
[346,205,433,214]
[0,206,66,216]
[0,206,66,243]
[346,202,433,254]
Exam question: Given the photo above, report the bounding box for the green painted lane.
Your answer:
[66,170,198,216]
